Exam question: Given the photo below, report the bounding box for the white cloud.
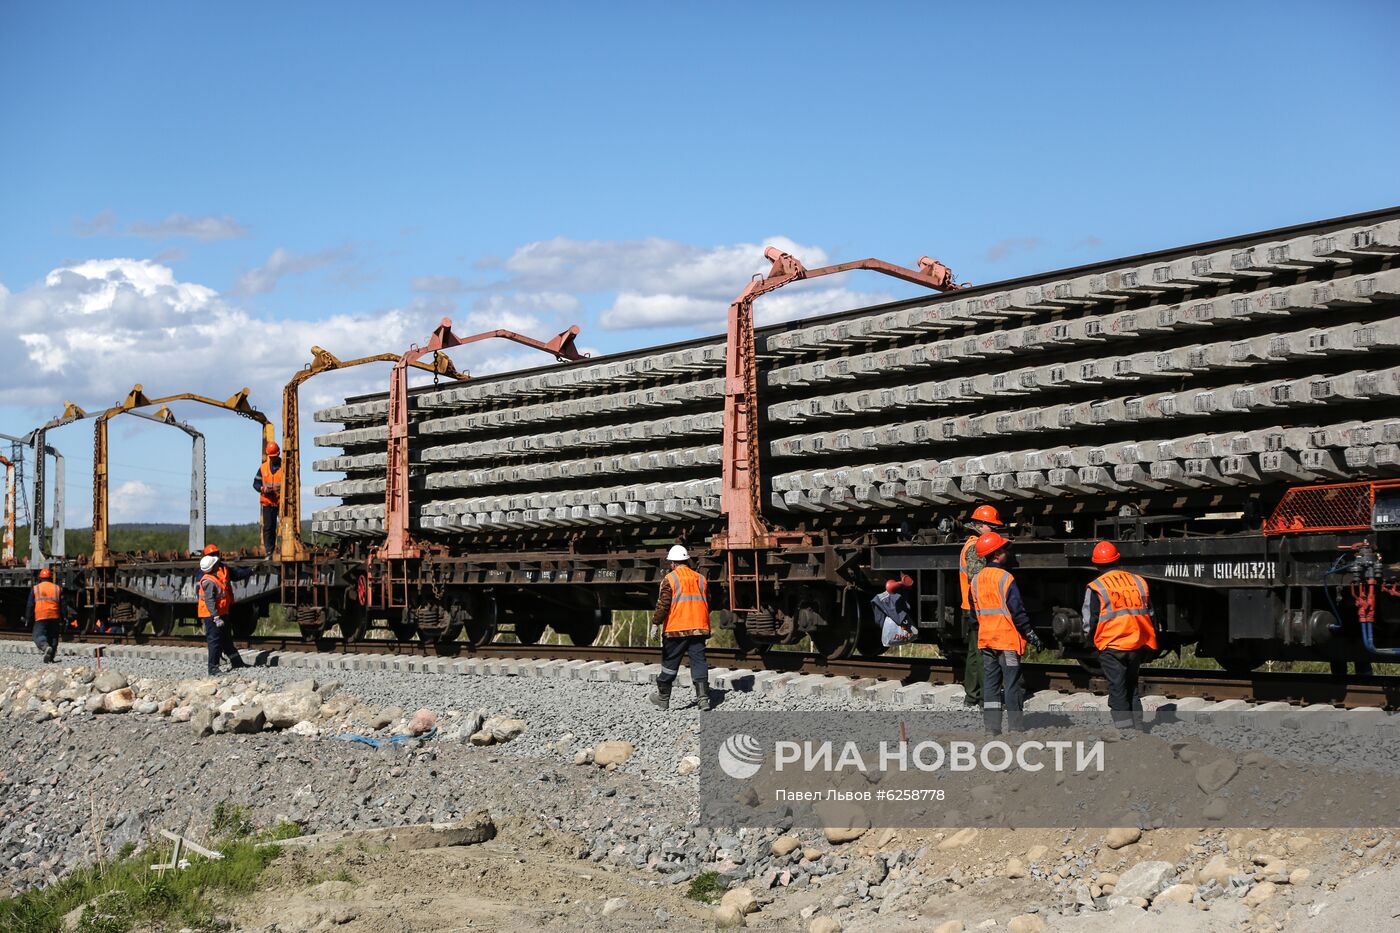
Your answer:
[76,210,250,242]
[109,480,161,523]
[480,234,843,330]
[0,257,560,410]
[231,246,354,295]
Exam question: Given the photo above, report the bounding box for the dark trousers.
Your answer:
[261,505,278,557]
[204,617,244,673]
[657,635,708,686]
[962,613,982,703]
[32,620,59,656]
[1099,647,1146,729]
[981,647,1024,733]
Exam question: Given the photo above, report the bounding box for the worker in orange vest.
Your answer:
[27,567,72,663]
[649,544,712,711]
[198,544,253,675]
[1083,541,1158,731]
[972,531,1041,733]
[958,504,1005,707]
[252,441,284,559]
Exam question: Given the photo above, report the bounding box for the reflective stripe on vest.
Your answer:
[197,568,235,619]
[260,460,284,507]
[663,565,710,636]
[1089,570,1157,652]
[958,536,977,611]
[33,582,61,621]
[974,566,1026,654]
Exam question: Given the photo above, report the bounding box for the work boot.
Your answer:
[982,706,1003,735]
[649,680,673,710]
[43,646,56,664]
[694,680,711,712]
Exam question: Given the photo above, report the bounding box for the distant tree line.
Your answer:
[11,523,314,558]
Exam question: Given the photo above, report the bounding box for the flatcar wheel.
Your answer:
[388,618,417,642]
[152,608,176,637]
[514,618,547,645]
[460,593,498,647]
[732,621,760,654]
[1215,656,1264,675]
[337,608,369,643]
[811,624,855,660]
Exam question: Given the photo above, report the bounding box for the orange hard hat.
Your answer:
[265,441,281,456]
[38,567,52,580]
[970,504,1003,526]
[1092,541,1121,565]
[203,544,220,556]
[974,531,1010,558]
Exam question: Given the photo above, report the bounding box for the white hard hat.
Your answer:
[199,555,219,573]
[666,544,690,562]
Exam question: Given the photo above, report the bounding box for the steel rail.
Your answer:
[2,630,1395,710]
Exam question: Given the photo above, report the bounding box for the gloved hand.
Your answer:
[1026,632,1044,651]
[212,615,226,628]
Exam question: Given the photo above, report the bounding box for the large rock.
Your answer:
[818,802,870,845]
[720,887,758,915]
[93,671,128,693]
[938,828,979,850]
[370,706,404,730]
[809,918,842,933]
[229,704,266,734]
[1114,861,1177,900]
[1196,758,1239,794]
[260,691,322,728]
[713,904,746,929]
[170,705,193,723]
[407,708,437,735]
[1007,916,1045,933]
[771,835,800,858]
[1198,856,1235,888]
[1243,881,1278,908]
[593,740,634,767]
[1105,826,1141,849]
[191,707,216,737]
[1154,883,1197,906]
[100,688,135,713]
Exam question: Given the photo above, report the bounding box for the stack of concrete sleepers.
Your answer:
[311,211,1400,538]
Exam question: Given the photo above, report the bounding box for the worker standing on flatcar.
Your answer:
[973,532,1041,734]
[958,504,1005,707]
[1083,541,1157,731]
[649,545,712,712]
[252,442,283,560]
[198,545,253,675]
[27,567,71,663]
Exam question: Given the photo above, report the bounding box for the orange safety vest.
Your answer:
[259,459,283,508]
[197,567,235,618]
[958,536,978,611]
[1087,570,1157,652]
[974,566,1026,655]
[33,581,61,621]
[663,565,710,637]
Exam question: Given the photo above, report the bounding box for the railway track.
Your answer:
[4,629,1397,710]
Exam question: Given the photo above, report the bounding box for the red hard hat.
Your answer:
[971,504,1003,526]
[38,568,52,580]
[265,441,281,456]
[1092,541,1121,565]
[203,544,220,555]
[974,531,1010,558]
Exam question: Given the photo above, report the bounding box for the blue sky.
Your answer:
[1,1,1397,529]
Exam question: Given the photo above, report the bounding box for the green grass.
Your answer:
[0,804,294,933]
[685,871,728,904]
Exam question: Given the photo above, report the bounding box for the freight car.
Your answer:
[5,207,1400,674]
[301,207,1400,669]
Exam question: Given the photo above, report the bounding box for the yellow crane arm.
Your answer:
[277,347,464,562]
